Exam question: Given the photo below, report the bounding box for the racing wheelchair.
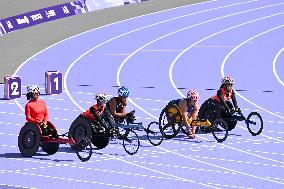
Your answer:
[113,110,163,146]
[69,111,163,155]
[198,99,263,136]
[159,103,229,142]
[18,121,93,162]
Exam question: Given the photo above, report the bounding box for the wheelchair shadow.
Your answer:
[138,135,164,147]
[228,133,242,137]
[0,152,57,161]
[55,146,103,156]
[171,134,215,144]
[0,98,9,101]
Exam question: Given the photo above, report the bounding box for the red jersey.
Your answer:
[25,99,48,125]
[211,87,233,102]
[82,104,105,121]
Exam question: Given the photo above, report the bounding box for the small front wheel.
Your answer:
[247,112,263,136]
[74,137,93,162]
[212,119,228,143]
[122,129,140,155]
[146,121,163,146]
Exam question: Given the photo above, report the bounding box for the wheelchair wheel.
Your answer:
[200,107,218,133]
[69,116,93,142]
[212,119,228,143]
[122,129,140,155]
[225,120,237,131]
[18,122,41,157]
[146,121,163,146]
[40,128,59,155]
[246,112,263,136]
[159,104,181,139]
[91,133,110,149]
[221,110,237,131]
[74,137,93,162]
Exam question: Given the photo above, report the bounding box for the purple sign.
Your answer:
[4,76,22,99]
[50,72,63,94]
[45,71,63,95]
[0,0,87,36]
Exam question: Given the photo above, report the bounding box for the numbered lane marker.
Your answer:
[4,75,22,99]
[45,71,63,95]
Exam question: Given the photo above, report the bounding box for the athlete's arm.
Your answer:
[180,100,190,126]
[231,90,239,109]
[43,101,48,125]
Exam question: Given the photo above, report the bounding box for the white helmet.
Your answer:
[27,85,40,94]
[95,93,108,103]
[222,76,234,85]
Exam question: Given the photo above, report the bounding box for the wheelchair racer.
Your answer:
[168,89,200,139]
[81,92,115,130]
[199,76,239,125]
[25,85,56,137]
[107,87,135,124]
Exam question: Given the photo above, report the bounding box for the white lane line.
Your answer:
[0,170,142,189]
[272,47,284,87]
[221,29,284,120]
[236,124,284,142]
[116,6,284,186]
[0,183,35,189]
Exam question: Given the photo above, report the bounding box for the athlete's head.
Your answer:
[222,76,234,92]
[187,89,199,105]
[26,85,40,100]
[95,93,108,107]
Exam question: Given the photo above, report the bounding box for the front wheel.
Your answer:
[74,137,93,162]
[212,119,228,143]
[122,129,140,155]
[246,112,263,136]
[146,121,163,146]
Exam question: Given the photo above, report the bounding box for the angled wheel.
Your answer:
[122,129,140,155]
[69,116,93,142]
[74,137,93,162]
[198,101,218,133]
[91,133,110,149]
[41,127,59,155]
[18,122,41,157]
[159,104,181,139]
[212,119,228,143]
[146,121,163,146]
[247,112,263,136]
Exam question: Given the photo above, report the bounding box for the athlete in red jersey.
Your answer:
[81,93,115,128]
[25,85,55,136]
[210,76,239,114]
[198,76,239,125]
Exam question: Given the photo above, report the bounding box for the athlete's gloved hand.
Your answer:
[126,110,136,123]
[40,120,48,128]
[234,107,241,112]
[126,110,135,117]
